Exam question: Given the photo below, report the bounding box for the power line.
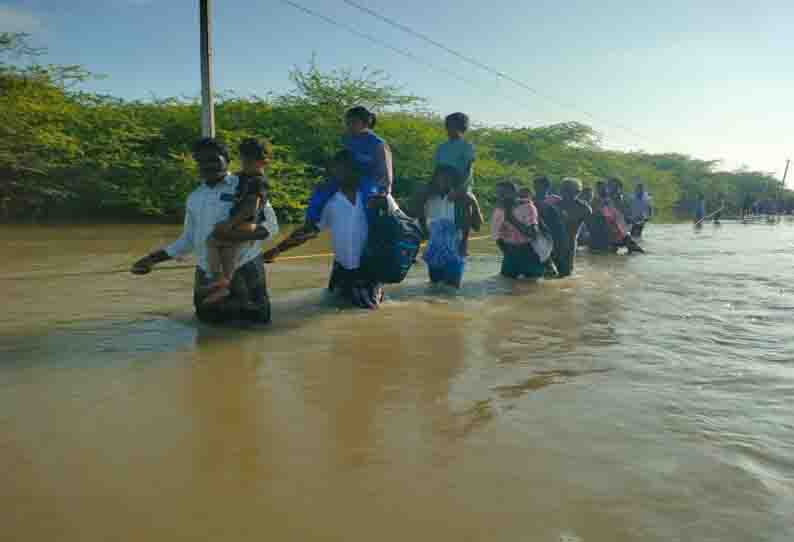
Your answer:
[278,0,484,89]
[340,0,657,147]
[279,0,649,150]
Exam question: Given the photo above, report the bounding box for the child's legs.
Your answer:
[468,192,484,232]
[460,227,471,256]
[206,237,226,278]
[219,244,243,280]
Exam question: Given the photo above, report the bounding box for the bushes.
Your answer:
[1,33,790,223]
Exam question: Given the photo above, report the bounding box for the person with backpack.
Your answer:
[490,181,550,279]
[264,150,406,309]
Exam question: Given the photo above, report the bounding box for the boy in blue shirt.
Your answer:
[433,112,482,255]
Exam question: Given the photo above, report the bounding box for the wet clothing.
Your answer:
[165,174,279,272]
[327,262,383,308]
[317,190,370,271]
[556,198,592,277]
[534,194,567,274]
[498,242,545,279]
[424,192,477,244]
[586,212,612,252]
[343,130,394,193]
[423,218,465,286]
[433,139,475,191]
[193,255,270,324]
[427,260,466,286]
[319,192,399,308]
[165,174,278,324]
[492,202,546,279]
[587,198,620,252]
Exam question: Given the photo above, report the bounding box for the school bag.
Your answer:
[360,204,423,284]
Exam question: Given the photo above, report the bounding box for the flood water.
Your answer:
[1,222,793,541]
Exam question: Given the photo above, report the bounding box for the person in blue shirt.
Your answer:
[305,106,394,224]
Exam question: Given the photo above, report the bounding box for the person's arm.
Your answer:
[462,145,475,192]
[373,142,394,194]
[582,202,593,221]
[259,201,279,239]
[262,201,325,262]
[216,201,280,242]
[131,205,194,274]
[215,178,264,234]
[490,207,505,241]
[130,249,172,274]
[262,222,318,262]
[226,194,258,229]
[423,199,432,234]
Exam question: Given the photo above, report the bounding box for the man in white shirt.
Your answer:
[131,138,278,324]
[264,150,386,309]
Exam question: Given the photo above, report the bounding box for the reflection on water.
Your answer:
[1,222,793,541]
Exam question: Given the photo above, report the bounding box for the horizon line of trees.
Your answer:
[2,32,791,224]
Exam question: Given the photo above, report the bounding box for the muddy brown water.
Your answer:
[1,223,792,541]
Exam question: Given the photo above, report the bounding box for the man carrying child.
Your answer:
[130,137,278,324]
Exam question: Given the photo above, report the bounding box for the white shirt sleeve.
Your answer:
[165,203,195,258]
[260,202,279,239]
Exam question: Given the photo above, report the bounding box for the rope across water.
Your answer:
[0,235,491,281]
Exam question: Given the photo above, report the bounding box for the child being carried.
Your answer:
[204,138,272,304]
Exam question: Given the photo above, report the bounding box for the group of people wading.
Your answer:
[131,108,651,324]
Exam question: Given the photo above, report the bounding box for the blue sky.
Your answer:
[3,0,793,177]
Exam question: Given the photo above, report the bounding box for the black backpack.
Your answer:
[361,206,423,284]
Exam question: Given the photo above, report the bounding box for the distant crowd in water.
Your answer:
[131,108,655,323]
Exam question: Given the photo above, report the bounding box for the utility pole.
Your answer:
[783,159,790,189]
[199,0,215,138]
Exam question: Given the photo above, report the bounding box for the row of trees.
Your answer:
[2,32,790,223]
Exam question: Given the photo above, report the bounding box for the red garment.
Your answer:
[601,205,626,243]
[491,202,539,245]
